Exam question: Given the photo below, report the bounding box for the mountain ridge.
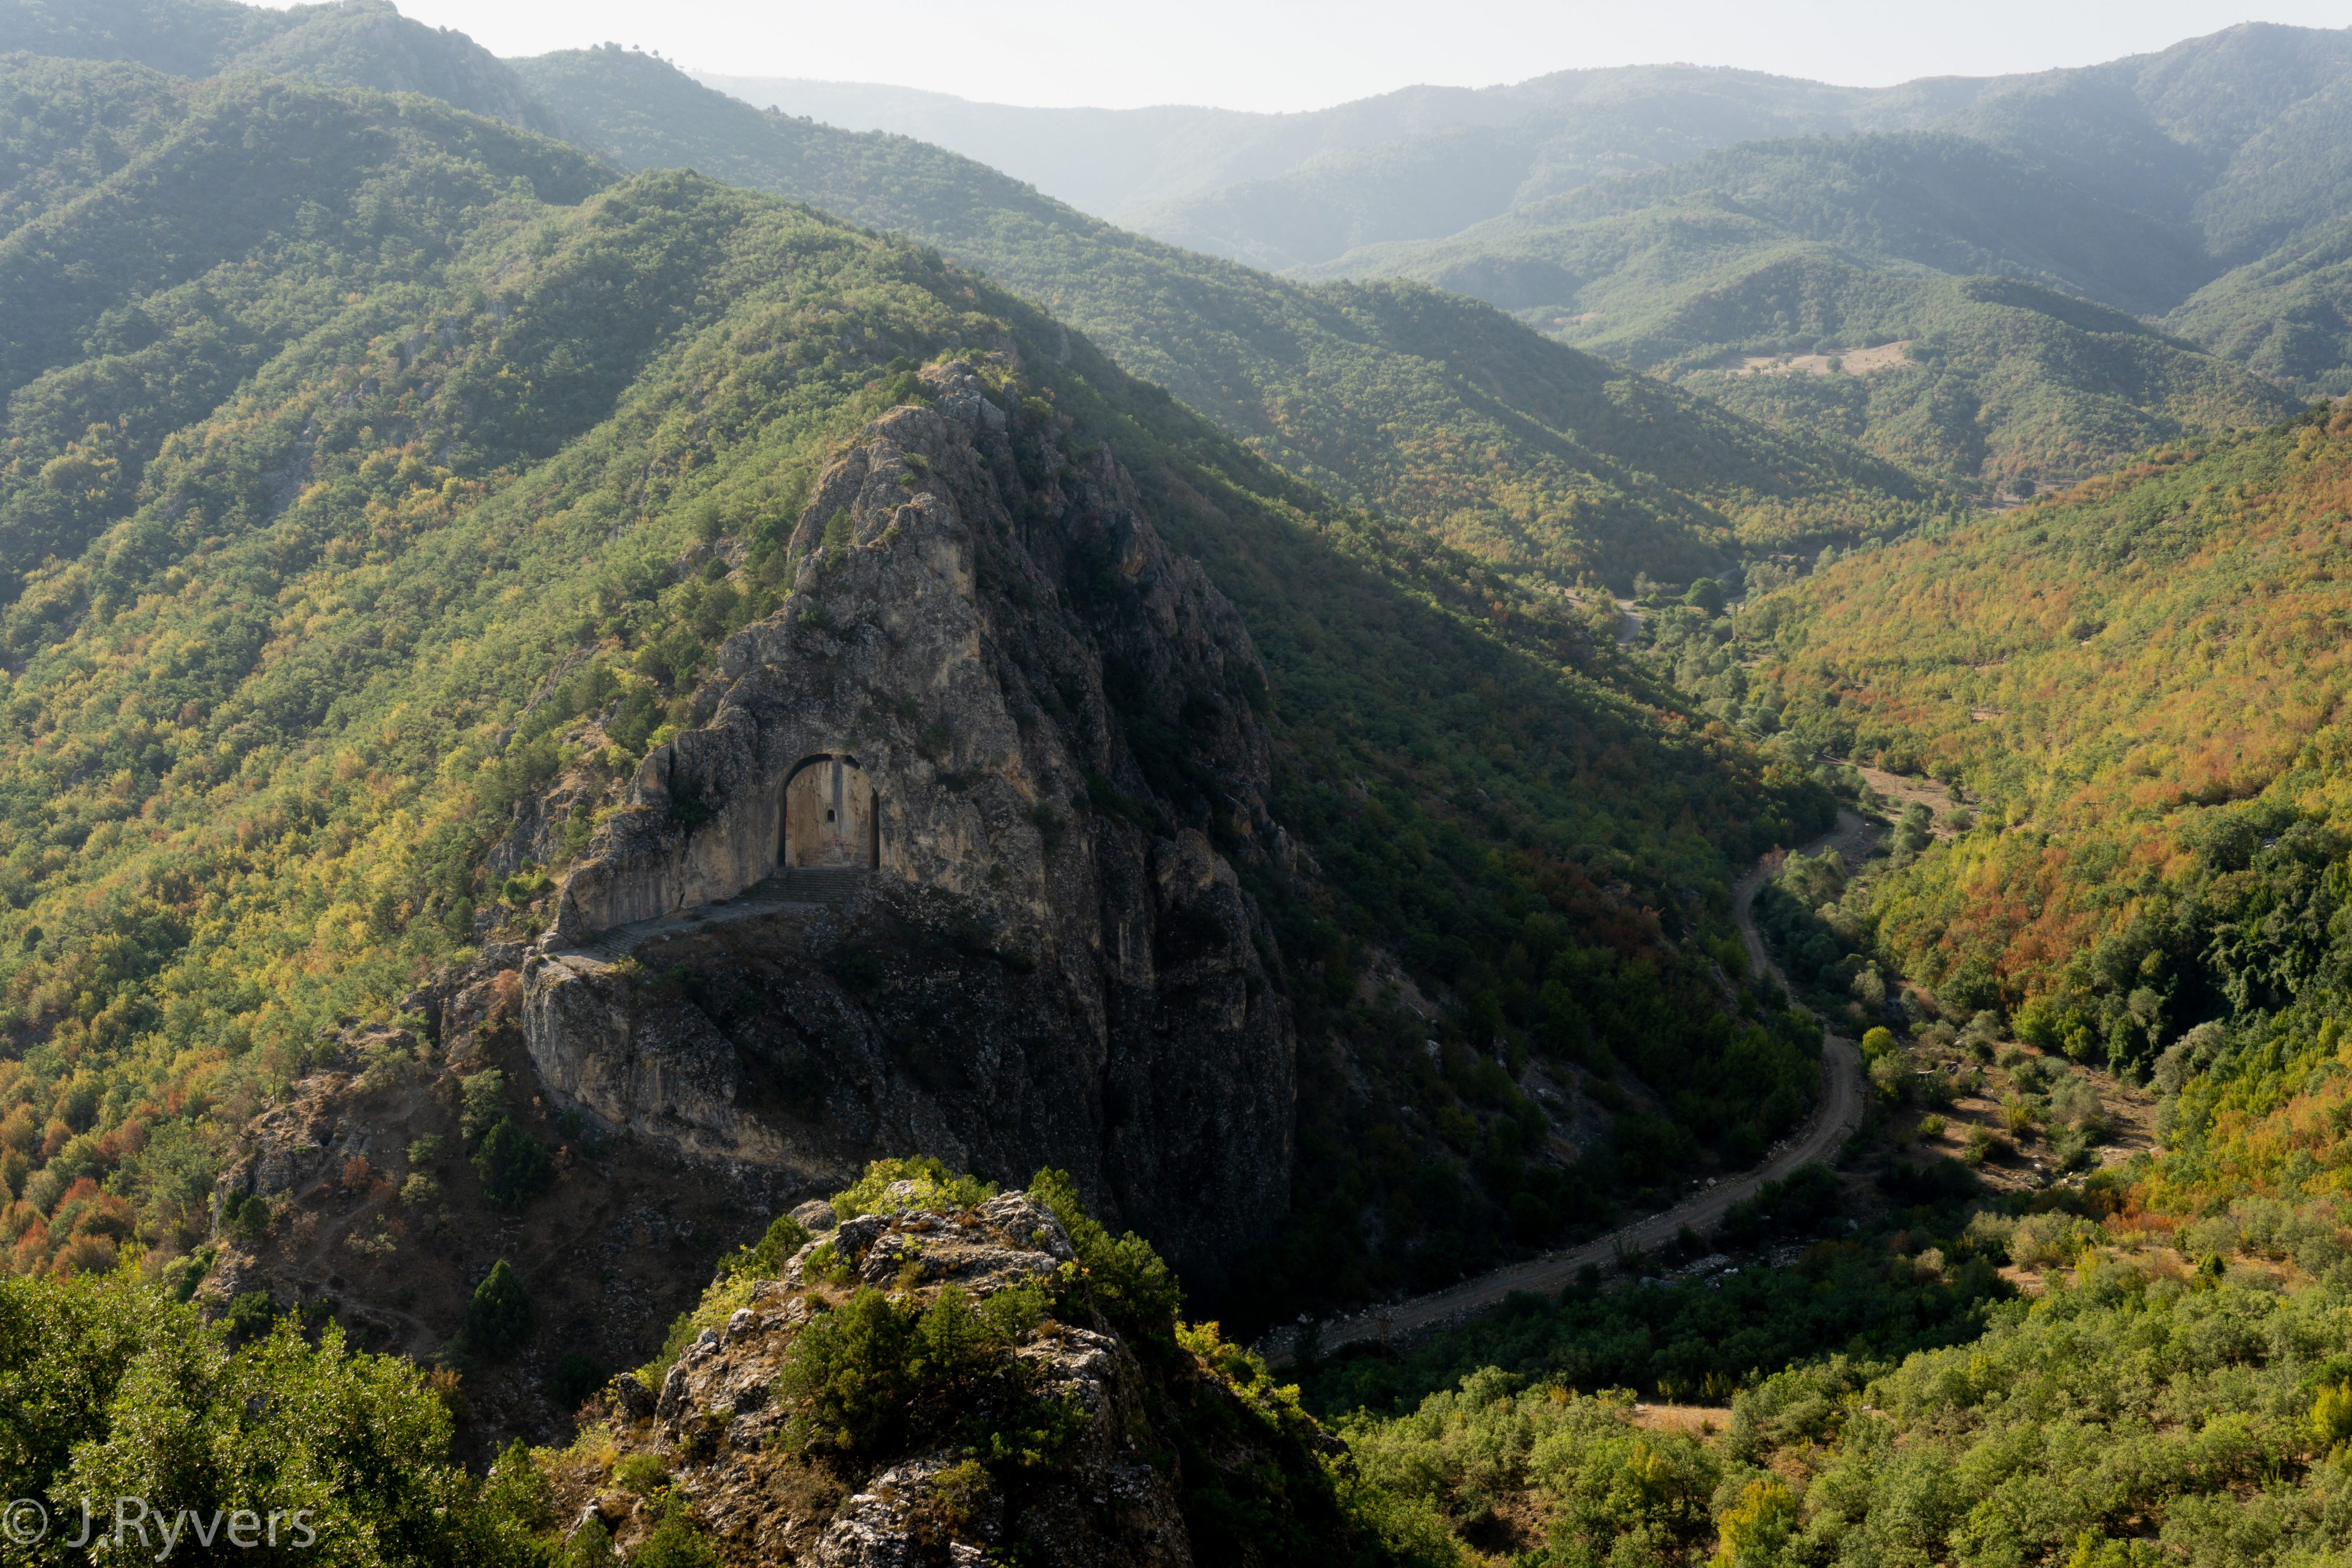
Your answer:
[522,45,1951,586]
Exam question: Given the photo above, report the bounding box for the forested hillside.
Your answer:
[0,0,564,130]
[1753,408,2352,1064]
[1681,272,2296,491]
[0,41,1863,1352]
[1310,127,2299,491]
[697,26,2352,493]
[1297,398,2352,1568]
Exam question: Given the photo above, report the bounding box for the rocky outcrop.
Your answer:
[523,362,1297,1295]
[560,1190,1317,1567]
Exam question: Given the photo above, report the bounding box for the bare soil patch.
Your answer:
[1719,341,1913,377]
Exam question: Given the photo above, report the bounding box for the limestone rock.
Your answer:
[523,362,1297,1294]
[612,1373,655,1422]
[567,1196,1198,1568]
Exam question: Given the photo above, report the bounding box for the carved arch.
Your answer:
[779,753,878,869]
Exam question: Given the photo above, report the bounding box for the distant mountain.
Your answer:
[1683,270,2295,490]
[2165,216,2352,395]
[1320,131,2215,323]
[696,29,2352,492]
[690,75,1263,219]
[524,47,1947,591]
[1228,27,2352,490]
[702,64,1981,240]
[1121,69,1991,272]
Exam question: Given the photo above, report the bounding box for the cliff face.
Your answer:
[523,363,1297,1293]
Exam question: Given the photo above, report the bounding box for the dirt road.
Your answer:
[1260,810,1873,1367]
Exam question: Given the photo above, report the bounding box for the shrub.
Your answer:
[480,1439,554,1535]
[165,1248,214,1303]
[1868,1053,1908,1103]
[464,1260,533,1357]
[775,1288,923,1455]
[720,1213,812,1279]
[830,1156,993,1220]
[2314,1383,2352,1452]
[834,950,884,994]
[2008,1213,2094,1269]
[632,1510,721,1568]
[2049,1073,2104,1130]
[458,1068,508,1140]
[1713,1476,1798,1567]
[473,1118,552,1208]
[614,1453,670,1494]
[774,1283,1063,1461]
[223,1192,271,1242]
[223,1291,277,1341]
[558,1519,613,1568]
[1028,1168,1181,1342]
[548,1353,606,1410]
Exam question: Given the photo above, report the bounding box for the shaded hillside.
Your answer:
[714,26,2352,470]
[1124,71,1987,272]
[1304,133,2292,490]
[1276,24,2352,307]
[1346,132,2212,323]
[519,45,1948,587]
[2166,214,2352,396]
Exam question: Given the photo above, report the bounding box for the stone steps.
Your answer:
[779,867,870,905]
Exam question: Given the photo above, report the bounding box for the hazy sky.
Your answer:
[374,0,2352,111]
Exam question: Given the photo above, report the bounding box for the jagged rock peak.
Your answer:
[520,361,1299,1291]
[546,358,1277,948]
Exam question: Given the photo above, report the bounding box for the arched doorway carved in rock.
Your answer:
[781,755,878,870]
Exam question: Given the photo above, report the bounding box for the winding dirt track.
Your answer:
[1262,810,1873,1366]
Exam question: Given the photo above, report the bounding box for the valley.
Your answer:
[1267,806,1874,1368]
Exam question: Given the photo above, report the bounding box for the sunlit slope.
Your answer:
[1757,408,2352,1060]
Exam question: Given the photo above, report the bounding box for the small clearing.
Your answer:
[1856,764,1966,838]
[1719,340,1913,377]
[1629,1403,1728,1438]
